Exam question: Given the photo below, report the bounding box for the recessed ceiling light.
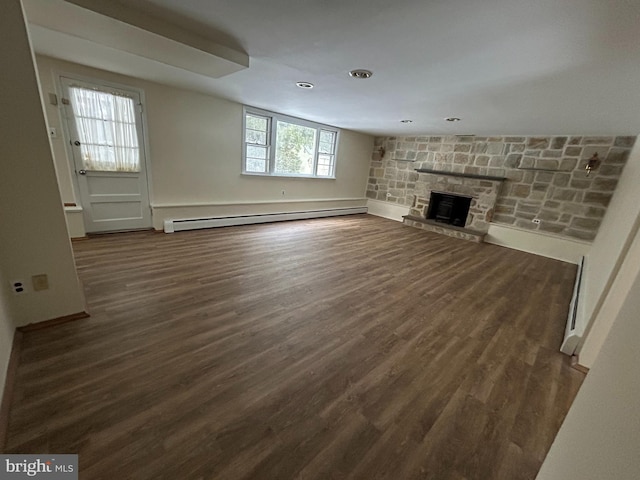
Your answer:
[349,69,373,79]
[296,82,314,89]
[445,117,462,122]
[400,119,413,123]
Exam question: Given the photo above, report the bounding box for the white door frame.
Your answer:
[55,71,154,231]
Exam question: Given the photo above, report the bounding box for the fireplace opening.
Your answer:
[426,192,472,227]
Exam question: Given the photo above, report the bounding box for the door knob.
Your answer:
[78,169,87,175]
[74,140,81,146]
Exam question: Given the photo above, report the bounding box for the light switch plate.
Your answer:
[32,274,49,291]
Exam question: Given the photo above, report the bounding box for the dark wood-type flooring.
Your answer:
[5,215,585,479]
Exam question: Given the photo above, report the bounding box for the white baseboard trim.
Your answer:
[152,198,368,230]
[152,197,366,208]
[366,199,409,222]
[164,206,367,233]
[485,223,591,264]
[561,256,586,355]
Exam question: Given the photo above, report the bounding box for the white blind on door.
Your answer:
[69,87,140,172]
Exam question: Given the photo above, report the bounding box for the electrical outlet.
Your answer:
[10,280,27,294]
[32,274,49,291]
[532,218,541,225]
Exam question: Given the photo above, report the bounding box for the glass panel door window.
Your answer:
[69,87,140,172]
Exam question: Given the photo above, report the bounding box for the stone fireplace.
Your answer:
[403,169,505,242]
[426,191,472,226]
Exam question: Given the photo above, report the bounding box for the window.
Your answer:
[69,86,140,172]
[242,107,338,178]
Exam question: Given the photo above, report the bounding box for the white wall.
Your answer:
[536,258,640,480]
[538,139,640,476]
[0,0,86,334]
[0,271,15,406]
[578,140,640,366]
[35,55,374,231]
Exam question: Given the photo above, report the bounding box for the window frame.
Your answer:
[67,85,142,173]
[242,106,339,179]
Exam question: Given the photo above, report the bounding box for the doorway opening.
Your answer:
[60,76,152,233]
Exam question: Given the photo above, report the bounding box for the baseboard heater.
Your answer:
[560,255,585,355]
[163,207,368,233]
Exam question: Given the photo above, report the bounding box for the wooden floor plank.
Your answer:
[5,215,585,479]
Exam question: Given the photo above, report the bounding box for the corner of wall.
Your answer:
[577,138,640,367]
[0,271,16,431]
[1,0,87,328]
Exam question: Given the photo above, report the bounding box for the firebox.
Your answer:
[426,191,472,227]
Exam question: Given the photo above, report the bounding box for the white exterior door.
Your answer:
[61,77,151,233]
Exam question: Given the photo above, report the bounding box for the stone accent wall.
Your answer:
[367,135,636,241]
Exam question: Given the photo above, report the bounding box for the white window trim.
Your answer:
[242,106,339,179]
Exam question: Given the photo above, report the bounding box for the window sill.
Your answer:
[241,172,336,180]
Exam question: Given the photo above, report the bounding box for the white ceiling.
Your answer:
[24,0,640,136]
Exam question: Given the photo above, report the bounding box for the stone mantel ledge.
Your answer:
[415,168,506,182]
